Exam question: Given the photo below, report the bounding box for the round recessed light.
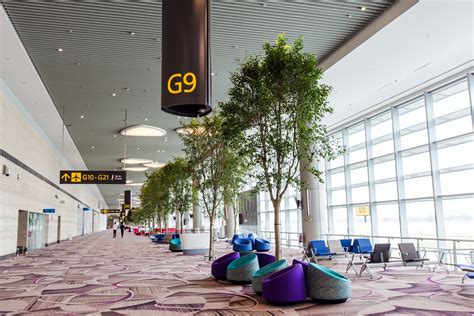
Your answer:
[120,125,166,137]
[211,72,217,76]
[360,6,367,11]
[121,158,152,164]
[129,31,135,36]
[75,62,81,65]
[91,146,95,149]
[346,14,352,18]
[144,118,148,121]
[143,161,165,168]
[137,147,140,151]
[80,115,84,119]
[122,166,149,172]
[113,134,117,138]
[111,93,117,96]
[124,87,130,91]
[57,48,63,52]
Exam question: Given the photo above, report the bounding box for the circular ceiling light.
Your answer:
[122,166,149,172]
[120,158,152,164]
[143,162,165,168]
[120,125,166,137]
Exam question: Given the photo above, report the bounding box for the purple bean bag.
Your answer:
[256,252,276,268]
[211,252,240,280]
[292,258,309,279]
[262,263,307,305]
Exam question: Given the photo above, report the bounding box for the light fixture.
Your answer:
[120,125,166,137]
[113,134,117,138]
[144,118,148,121]
[124,87,130,91]
[57,48,63,52]
[360,6,367,11]
[346,14,352,18]
[126,180,133,184]
[137,147,140,151]
[111,93,117,96]
[129,31,135,36]
[211,72,217,76]
[143,162,165,168]
[122,166,149,172]
[75,62,81,65]
[91,146,95,149]
[80,115,84,119]
[120,158,152,164]
[126,182,144,186]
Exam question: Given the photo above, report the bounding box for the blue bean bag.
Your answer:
[233,238,253,252]
[247,233,255,247]
[255,238,271,252]
[232,233,245,244]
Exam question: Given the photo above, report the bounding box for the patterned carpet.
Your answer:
[0,230,473,315]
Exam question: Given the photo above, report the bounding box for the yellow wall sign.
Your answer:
[355,205,370,216]
[167,72,197,94]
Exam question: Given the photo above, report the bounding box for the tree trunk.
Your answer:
[208,215,214,260]
[273,198,282,260]
[181,213,184,234]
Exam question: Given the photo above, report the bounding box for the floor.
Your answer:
[0,231,473,315]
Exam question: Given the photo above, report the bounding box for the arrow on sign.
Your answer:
[61,173,71,182]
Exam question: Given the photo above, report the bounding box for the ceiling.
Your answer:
[2,0,397,207]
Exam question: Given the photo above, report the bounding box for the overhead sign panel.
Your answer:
[43,208,55,214]
[101,209,121,214]
[124,190,131,210]
[60,171,126,184]
[161,0,211,117]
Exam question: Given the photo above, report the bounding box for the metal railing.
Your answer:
[250,230,473,267]
[325,233,474,267]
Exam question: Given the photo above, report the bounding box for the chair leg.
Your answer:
[462,274,467,283]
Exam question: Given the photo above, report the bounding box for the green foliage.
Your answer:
[162,157,192,232]
[180,113,243,259]
[220,34,344,258]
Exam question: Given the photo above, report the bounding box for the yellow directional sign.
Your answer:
[101,209,121,214]
[355,205,370,216]
[60,170,126,184]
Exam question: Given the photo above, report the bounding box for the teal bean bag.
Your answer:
[307,263,351,303]
[169,238,182,252]
[252,259,287,294]
[227,253,259,284]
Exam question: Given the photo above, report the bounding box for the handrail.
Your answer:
[324,233,474,243]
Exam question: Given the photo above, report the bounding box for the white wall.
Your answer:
[0,82,107,257]
[0,6,109,257]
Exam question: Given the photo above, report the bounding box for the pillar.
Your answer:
[300,159,328,245]
[224,204,235,238]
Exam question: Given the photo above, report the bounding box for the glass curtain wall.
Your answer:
[326,74,474,261]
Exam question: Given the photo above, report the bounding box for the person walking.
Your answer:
[112,221,118,238]
[120,221,125,238]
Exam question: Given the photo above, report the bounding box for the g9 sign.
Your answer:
[161,0,212,117]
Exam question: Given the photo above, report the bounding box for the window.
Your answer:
[326,75,473,252]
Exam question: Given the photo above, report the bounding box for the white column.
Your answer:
[225,204,235,237]
[300,159,328,244]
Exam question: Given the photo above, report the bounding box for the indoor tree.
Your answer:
[180,113,239,260]
[162,158,192,233]
[220,34,344,259]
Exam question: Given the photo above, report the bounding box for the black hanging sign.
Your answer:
[124,190,131,210]
[161,0,212,117]
[60,170,126,184]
